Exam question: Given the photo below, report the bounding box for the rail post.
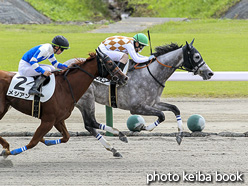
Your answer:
[105,105,113,136]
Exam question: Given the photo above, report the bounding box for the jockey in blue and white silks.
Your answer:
[18,35,70,97]
[19,44,67,76]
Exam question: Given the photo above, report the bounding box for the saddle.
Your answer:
[95,59,152,108]
[7,73,56,118]
[94,60,131,108]
[93,77,118,108]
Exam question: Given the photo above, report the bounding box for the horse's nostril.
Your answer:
[209,72,214,76]
[124,76,129,81]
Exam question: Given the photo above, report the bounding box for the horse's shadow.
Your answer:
[0,159,14,168]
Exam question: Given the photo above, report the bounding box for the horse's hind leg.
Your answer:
[1,120,54,157]
[85,125,122,158]
[40,120,70,146]
[0,137,9,151]
[0,99,10,151]
[95,122,127,143]
[76,98,127,143]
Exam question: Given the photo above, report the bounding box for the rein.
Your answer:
[137,57,177,88]
[146,57,176,88]
[132,42,205,88]
[63,64,95,104]
[134,50,202,88]
[134,57,175,70]
[134,59,153,69]
[147,66,165,88]
[155,57,175,68]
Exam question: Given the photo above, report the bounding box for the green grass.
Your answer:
[0,23,100,33]
[164,81,247,98]
[25,0,240,21]
[25,0,110,21]
[148,19,248,72]
[128,0,240,18]
[0,19,247,97]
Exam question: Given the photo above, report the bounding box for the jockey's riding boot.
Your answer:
[29,75,47,97]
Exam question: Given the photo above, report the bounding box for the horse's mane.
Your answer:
[54,52,96,76]
[154,43,182,56]
[73,52,96,65]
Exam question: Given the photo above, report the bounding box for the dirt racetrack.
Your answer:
[0,98,248,185]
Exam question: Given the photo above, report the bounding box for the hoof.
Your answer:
[113,151,123,158]
[119,132,128,143]
[111,148,123,158]
[134,124,146,132]
[176,132,183,145]
[0,149,9,159]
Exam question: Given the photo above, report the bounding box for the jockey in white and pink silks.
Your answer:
[18,35,69,97]
[98,33,155,71]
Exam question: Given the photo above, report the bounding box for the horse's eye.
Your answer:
[193,53,201,63]
[108,62,113,65]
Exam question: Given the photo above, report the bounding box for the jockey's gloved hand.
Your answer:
[148,55,155,61]
[58,63,68,70]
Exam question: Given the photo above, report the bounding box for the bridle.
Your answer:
[181,45,206,75]
[142,44,206,88]
[63,49,122,104]
[96,48,122,82]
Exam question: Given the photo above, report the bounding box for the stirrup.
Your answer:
[29,89,44,97]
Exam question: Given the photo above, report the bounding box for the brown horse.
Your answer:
[0,49,128,158]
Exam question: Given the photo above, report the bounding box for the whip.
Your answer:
[147,30,153,55]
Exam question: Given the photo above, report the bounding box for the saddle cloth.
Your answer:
[7,73,55,102]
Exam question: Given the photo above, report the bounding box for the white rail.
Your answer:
[169,72,248,81]
[12,71,248,81]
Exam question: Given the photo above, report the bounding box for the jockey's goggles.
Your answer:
[51,43,70,50]
[139,44,145,49]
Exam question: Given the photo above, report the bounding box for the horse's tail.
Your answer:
[0,70,15,83]
[0,71,15,97]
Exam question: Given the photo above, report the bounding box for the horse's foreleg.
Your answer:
[130,105,165,132]
[1,121,54,157]
[40,120,70,146]
[154,102,183,145]
[85,125,122,158]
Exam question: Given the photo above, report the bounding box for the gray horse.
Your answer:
[65,39,214,157]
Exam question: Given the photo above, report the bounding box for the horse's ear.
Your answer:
[190,38,195,46]
[95,48,103,58]
[95,49,99,56]
[186,41,191,50]
[96,47,107,59]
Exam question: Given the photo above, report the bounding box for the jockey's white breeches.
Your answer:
[18,59,56,77]
[98,43,126,62]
